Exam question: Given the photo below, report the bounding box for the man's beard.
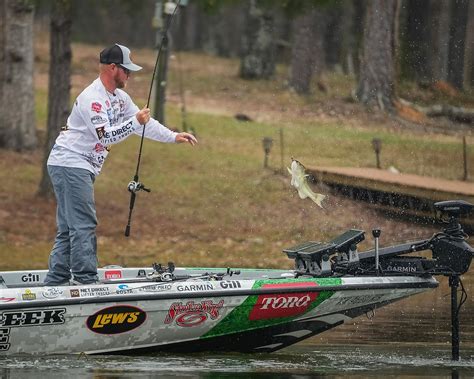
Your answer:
[114,73,126,89]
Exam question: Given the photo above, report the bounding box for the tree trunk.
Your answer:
[429,0,451,82]
[38,0,72,198]
[402,0,431,82]
[0,0,36,150]
[289,7,326,94]
[240,0,275,80]
[447,0,469,90]
[465,0,474,87]
[351,0,366,78]
[334,0,359,76]
[356,0,399,112]
[325,4,346,71]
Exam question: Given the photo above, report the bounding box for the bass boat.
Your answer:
[0,200,472,357]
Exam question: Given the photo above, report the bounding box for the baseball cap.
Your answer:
[99,44,142,72]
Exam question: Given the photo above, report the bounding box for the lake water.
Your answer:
[1,344,473,378]
[0,275,473,378]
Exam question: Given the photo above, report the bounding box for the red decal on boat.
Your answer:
[249,282,319,321]
[104,270,122,280]
[175,312,207,327]
[164,300,224,327]
[0,297,15,303]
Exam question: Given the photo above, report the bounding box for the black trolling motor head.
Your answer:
[432,200,474,275]
[434,200,474,236]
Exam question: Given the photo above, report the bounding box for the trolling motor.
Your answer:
[283,199,474,361]
[433,200,474,361]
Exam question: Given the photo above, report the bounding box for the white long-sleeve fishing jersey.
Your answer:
[48,78,177,175]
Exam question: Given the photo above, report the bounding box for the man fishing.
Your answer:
[45,44,197,286]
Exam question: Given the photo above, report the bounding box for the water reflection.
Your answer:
[0,344,473,378]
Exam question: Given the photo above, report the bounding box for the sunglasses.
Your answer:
[118,65,130,75]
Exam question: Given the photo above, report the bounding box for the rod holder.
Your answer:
[372,229,381,274]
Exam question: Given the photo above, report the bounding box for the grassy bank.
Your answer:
[1,43,473,271]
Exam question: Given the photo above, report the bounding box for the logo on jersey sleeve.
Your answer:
[91,115,108,125]
[96,126,105,140]
[91,102,102,113]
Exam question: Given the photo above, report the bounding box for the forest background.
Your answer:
[0,0,473,270]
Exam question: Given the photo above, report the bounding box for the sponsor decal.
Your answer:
[91,115,108,125]
[386,264,417,273]
[248,282,319,321]
[77,287,110,297]
[333,294,386,307]
[42,287,63,299]
[219,280,242,289]
[96,126,105,140]
[176,283,214,292]
[105,270,122,280]
[70,289,80,298]
[202,278,340,339]
[91,102,102,113]
[0,308,66,327]
[137,270,147,277]
[138,284,172,293]
[0,328,10,351]
[0,298,15,303]
[94,143,105,153]
[103,120,134,144]
[21,289,36,301]
[86,305,146,334]
[21,273,40,283]
[116,284,133,295]
[106,108,115,123]
[164,300,224,327]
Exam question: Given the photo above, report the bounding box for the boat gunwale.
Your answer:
[0,278,438,311]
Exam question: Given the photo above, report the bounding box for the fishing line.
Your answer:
[125,0,181,237]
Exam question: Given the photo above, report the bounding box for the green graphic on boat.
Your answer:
[203,277,342,338]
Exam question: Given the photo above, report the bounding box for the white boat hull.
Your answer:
[0,268,437,355]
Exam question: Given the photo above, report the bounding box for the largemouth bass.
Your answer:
[287,159,326,208]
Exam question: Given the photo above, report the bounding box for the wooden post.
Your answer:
[372,138,382,169]
[262,137,273,169]
[280,128,284,173]
[463,136,468,181]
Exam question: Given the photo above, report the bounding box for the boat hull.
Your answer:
[0,269,437,355]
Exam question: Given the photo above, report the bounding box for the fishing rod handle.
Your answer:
[124,192,136,237]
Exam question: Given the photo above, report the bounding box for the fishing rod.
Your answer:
[125,0,181,237]
[176,49,188,133]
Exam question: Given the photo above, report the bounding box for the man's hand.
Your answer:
[136,107,151,125]
[175,132,198,146]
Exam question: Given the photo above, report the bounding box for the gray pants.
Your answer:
[45,165,99,285]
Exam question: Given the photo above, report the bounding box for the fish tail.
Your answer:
[310,193,326,208]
